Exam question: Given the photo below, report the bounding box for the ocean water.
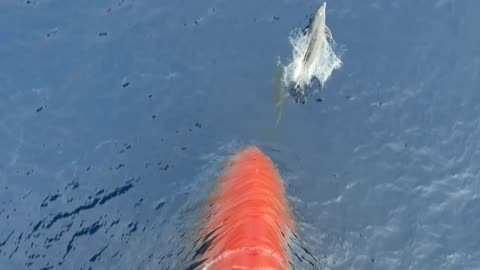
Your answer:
[1,0,479,269]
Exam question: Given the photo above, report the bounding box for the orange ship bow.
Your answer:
[192,146,296,270]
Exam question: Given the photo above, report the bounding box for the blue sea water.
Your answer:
[1,0,479,269]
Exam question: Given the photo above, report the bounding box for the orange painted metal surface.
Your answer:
[196,146,296,270]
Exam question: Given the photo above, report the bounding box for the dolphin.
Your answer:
[290,2,332,103]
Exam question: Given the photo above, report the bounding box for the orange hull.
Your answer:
[194,146,296,270]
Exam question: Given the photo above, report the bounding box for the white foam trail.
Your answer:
[281,2,343,101]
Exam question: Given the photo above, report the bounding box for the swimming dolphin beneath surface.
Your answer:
[290,2,333,103]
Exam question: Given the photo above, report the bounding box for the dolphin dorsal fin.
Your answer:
[324,26,334,44]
